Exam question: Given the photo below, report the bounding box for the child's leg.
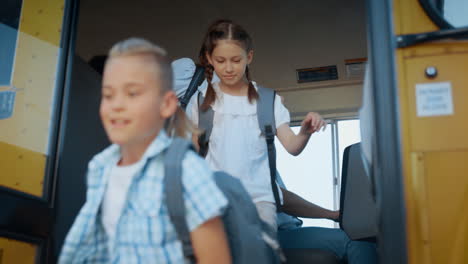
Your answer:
[255,201,278,231]
[255,201,286,260]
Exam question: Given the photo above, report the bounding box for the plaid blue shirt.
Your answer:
[59,131,228,263]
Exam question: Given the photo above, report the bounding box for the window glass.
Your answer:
[276,126,335,228]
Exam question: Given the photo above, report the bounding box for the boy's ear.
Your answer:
[160,90,178,119]
[247,50,254,65]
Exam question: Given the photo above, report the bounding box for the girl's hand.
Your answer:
[299,112,326,135]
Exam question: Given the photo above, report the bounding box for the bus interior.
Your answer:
[1,0,467,263]
[65,0,369,261]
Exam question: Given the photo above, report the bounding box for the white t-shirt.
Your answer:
[186,82,290,203]
[101,159,144,246]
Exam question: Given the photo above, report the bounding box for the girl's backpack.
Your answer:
[163,138,283,263]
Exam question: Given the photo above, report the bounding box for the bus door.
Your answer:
[0,0,77,263]
[394,0,468,263]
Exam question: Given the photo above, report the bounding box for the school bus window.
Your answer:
[337,119,361,179]
[276,126,334,228]
[276,119,362,228]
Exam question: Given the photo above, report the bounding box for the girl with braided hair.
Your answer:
[186,19,327,234]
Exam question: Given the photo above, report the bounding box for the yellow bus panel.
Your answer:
[0,237,37,264]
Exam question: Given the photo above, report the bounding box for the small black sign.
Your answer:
[296,65,338,83]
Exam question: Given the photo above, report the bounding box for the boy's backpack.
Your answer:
[163,138,283,264]
[195,85,283,211]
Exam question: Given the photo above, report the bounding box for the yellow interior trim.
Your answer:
[0,141,46,196]
[20,0,65,47]
[0,237,37,264]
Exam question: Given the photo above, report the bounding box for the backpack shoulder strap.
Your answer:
[180,65,205,110]
[257,85,276,136]
[197,92,214,157]
[163,137,196,263]
[256,86,281,211]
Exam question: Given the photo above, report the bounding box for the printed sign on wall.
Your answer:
[416,82,454,117]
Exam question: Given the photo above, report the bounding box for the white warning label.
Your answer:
[416,82,454,117]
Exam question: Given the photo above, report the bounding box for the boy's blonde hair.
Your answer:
[107,37,197,138]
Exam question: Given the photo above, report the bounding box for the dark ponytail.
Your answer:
[200,65,216,112]
[245,66,258,103]
[165,106,199,138]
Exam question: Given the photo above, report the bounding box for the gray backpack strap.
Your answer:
[257,86,276,136]
[197,92,214,157]
[257,86,281,212]
[163,138,196,263]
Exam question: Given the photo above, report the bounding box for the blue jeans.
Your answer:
[278,227,377,264]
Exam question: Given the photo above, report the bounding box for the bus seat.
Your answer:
[339,143,377,240]
[282,248,341,264]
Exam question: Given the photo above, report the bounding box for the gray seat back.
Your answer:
[339,143,378,240]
